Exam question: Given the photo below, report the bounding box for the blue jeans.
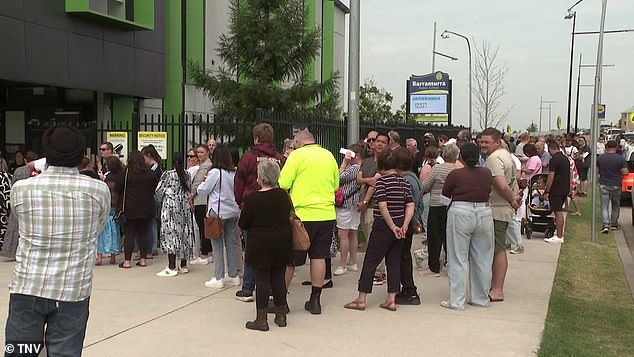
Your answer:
[211,218,239,280]
[446,202,494,309]
[241,230,255,295]
[5,294,90,357]
[599,185,621,228]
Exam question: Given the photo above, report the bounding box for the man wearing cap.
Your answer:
[5,126,110,355]
[597,140,628,233]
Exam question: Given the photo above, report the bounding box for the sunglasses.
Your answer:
[367,138,376,142]
[187,155,196,158]
[99,148,109,151]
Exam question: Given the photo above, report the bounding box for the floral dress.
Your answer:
[156,170,193,260]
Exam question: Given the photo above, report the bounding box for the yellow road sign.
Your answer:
[630,112,634,125]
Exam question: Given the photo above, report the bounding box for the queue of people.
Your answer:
[2,121,599,353]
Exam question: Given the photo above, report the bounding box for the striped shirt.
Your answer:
[422,163,458,207]
[10,166,110,302]
[373,173,413,226]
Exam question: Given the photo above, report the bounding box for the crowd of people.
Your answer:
[0,122,619,350]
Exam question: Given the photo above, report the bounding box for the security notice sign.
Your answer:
[106,132,128,164]
[138,132,168,159]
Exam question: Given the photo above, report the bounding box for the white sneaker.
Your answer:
[224,275,241,287]
[190,257,210,265]
[156,267,178,277]
[334,266,347,276]
[178,266,189,274]
[544,236,564,244]
[347,264,359,272]
[204,277,224,288]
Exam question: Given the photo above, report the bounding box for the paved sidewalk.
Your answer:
[617,212,634,300]
[0,237,560,356]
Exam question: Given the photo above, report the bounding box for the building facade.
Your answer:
[0,0,347,160]
[0,0,165,155]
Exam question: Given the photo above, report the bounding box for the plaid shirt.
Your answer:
[10,166,110,302]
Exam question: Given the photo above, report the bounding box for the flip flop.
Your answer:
[118,262,131,269]
[344,300,366,311]
[136,261,147,267]
[379,302,397,311]
[488,294,504,302]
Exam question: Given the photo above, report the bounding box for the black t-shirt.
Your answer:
[549,151,570,196]
[598,153,626,186]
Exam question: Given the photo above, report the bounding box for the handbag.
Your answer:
[335,185,361,208]
[287,192,310,251]
[114,169,128,226]
[204,169,223,240]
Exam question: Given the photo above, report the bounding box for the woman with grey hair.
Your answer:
[421,143,461,277]
[238,160,293,331]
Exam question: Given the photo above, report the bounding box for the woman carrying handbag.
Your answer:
[197,145,241,288]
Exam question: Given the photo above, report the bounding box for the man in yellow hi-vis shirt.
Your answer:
[279,129,339,315]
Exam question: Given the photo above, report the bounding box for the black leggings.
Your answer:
[254,265,287,310]
[194,205,212,255]
[124,218,150,261]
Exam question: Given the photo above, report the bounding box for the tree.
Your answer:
[473,41,511,129]
[527,122,538,134]
[392,103,407,123]
[188,0,339,123]
[359,78,393,122]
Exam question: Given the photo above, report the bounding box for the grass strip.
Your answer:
[539,197,634,356]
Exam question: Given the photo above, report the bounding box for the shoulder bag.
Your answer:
[113,169,128,226]
[286,191,310,251]
[204,169,223,240]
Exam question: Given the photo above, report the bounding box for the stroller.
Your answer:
[524,174,556,239]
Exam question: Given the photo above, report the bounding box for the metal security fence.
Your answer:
[95,113,466,163]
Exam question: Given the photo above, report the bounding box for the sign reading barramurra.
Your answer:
[407,72,451,122]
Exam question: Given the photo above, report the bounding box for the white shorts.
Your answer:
[336,206,361,230]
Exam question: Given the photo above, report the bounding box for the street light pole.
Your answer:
[565,10,576,134]
[441,30,472,131]
[347,0,360,146]
[575,53,582,133]
[590,0,608,244]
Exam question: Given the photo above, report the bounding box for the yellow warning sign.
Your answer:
[629,112,634,125]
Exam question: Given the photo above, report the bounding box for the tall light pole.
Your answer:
[539,97,556,132]
[575,57,614,133]
[441,30,472,131]
[564,10,576,134]
[590,0,608,244]
[347,0,360,146]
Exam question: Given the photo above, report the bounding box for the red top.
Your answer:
[443,167,493,202]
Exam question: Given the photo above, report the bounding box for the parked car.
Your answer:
[624,160,634,205]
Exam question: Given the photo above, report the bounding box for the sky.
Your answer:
[342,0,634,133]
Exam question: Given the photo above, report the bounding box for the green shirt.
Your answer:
[279,143,339,222]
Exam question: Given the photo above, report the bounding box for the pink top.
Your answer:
[522,155,542,181]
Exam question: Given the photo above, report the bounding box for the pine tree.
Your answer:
[188,0,339,122]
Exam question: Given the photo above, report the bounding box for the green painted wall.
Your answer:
[322,0,335,101]
[164,0,183,161]
[305,0,316,83]
[112,95,134,123]
[112,95,134,150]
[186,0,204,84]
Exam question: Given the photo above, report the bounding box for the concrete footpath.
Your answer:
[617,210,634,300]
[0,237,561,357]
